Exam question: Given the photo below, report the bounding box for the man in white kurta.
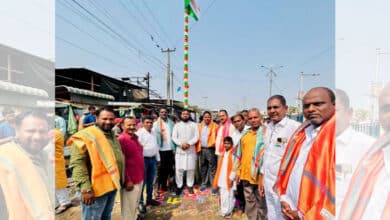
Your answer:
[172,110,199,195]
[262,95,300,220]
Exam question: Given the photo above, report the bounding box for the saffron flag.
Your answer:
[185,0,200,21]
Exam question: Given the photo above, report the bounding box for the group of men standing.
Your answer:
[65,86,337,220]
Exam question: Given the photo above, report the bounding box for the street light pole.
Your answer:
[260,65,284,97]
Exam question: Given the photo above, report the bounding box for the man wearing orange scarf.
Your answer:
[215,110,235,156]
[197,111,219,191]
[339,83,390,219]
[69,106,124,220]
[274,87,336,220]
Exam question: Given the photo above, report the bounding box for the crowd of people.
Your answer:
[62,86,336,220]
[0,84,389,220]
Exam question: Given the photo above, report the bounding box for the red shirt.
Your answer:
[118,132,144,185]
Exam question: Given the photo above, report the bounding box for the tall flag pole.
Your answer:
[183,0,199,109]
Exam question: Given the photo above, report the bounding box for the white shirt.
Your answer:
[281,124,320,213]
[263,117,300,190]
[231,126,248,147]
[215,122,235,155]
[336,127,374,214]
[218,150,231,188]
[361,145,390,219]
[152,119,173,151]
[136,127,160,161]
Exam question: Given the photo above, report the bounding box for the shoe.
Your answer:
[176,187,182,196]
[212,189,218,195]
[146,199,160,206]
[200,186,206,192]
[138,204,146,214]
[224,212,233,219]
[188,187,194,195]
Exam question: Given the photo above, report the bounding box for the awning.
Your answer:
[107,101,142,107]
[0,80,49,98]
[56,85,115,100]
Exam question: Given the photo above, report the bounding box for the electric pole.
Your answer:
[162,48,176,106]
[146,72,150,101]
[171,71,174,114]
[260,65,284,97]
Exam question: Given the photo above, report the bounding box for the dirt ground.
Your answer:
[56,186,247,220]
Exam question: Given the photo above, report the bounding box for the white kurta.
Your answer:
[172,121,199,170]
[218,150,236,216]
[231,127,249,147]
[335,127,374,215]
[280,124,319,217]
[215,123,235,155]
[263,117,300,220]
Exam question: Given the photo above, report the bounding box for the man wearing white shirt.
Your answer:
[340,83,390,219]
[334,89,374,216]
[262,95,300,220]
[153,107,176,193]
[172,110,199,195]
[274,87,336,219]
[136,116,161,210]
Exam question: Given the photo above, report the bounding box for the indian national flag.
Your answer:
[185,0,200,21]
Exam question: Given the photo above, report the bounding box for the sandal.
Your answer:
[55,203,72,215]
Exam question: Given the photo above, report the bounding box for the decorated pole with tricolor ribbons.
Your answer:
[183,7,189,108]
[183,0,199,109]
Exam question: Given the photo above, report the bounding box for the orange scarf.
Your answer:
[68,126,121,197]
[339,133,390,220]
[196,121,219,152]
[274,115,335,219]
[213,147,236,190]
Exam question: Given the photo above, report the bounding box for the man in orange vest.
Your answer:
[197,111,219,192]
[0,110,53,219]
[274,87,335,219]
[69,106,124,220]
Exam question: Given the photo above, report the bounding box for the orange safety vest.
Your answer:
[68,126,121,197]
[0,142,53,220]
[274,114,335,219]
[196,121,219,153]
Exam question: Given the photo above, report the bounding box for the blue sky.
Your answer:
[55,0,335,114]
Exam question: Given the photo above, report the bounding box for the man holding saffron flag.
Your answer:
[274,87,336,219]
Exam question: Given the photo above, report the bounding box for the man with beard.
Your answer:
[262,95,300,219]
[153,107,176,194]
[274,87,335,219]
[340,83,390,219]
[69,106,124,220]
[172,109,199,195]
[0,111,53,219]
